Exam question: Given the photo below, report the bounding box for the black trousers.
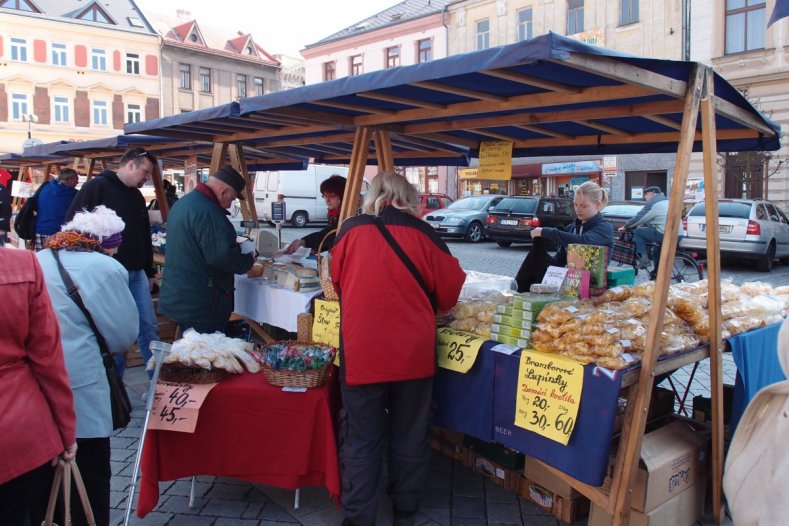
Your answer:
[30,437,112,526]
[339,377,434,526]
[0,462,50,526]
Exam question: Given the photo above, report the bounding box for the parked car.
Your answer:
[419,193,453,217]
[680,199,789,272]
[485,196,575,247]
[601,201,645,231]
[423,194,506,243]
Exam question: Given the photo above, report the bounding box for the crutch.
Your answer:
[123,340,171,526]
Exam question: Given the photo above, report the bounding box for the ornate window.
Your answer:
[725,0,766,54]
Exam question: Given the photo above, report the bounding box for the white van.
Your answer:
[254,165,350,227]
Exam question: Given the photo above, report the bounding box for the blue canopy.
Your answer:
[0,152,66,168]
[125,32,779,161]
[22,134,308,171]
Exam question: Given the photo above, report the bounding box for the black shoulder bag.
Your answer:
[51,250,132,430]
[372,217,437,313]
[13,180,48,240]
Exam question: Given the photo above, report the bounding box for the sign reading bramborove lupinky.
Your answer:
[514,350,584,445]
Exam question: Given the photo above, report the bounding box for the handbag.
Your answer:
[13,180,48,240]
[372,217,437,312]
[611,230,638,266]
[51,249,133,430]
[41,459,96,526]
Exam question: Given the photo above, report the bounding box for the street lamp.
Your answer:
[21,113,42,150]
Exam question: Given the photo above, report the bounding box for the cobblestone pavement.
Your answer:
[110,226,751,524]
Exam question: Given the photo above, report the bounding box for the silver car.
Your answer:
[680,199,789,271]
[423,195,506,243]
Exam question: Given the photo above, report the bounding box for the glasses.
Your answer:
[134,150,150,159]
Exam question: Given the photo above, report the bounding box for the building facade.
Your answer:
[300,0,452,195]
[146,10,281,116]
[0,0,160,154]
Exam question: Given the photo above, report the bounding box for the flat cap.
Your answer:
[213,165,246,199]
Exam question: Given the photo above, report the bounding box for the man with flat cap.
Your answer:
[159,166,255,334]
[618,185,669,270]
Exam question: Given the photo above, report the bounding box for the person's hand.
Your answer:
[617,226,626,232]
[530,228,543,239]
[284,239,305,255]
[53,442,77,465]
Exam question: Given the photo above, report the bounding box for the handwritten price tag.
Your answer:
[148,381,219,433]
[514,350,584,445]
[436,327,485,373]
[313,299,340,348]
[477,141,513,181]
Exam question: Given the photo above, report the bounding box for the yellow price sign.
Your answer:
[312,299,340,348]
[436,328,485,373]
[514,350,584,445]
[477,141,513,180]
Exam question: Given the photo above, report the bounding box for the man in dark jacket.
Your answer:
[158,166,255,334]
[34,168,79,250]
[618,186,668,269]
[65,148,159,376]
[0,169,11,246]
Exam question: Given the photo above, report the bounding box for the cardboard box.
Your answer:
[587,477,706,526]
[616,420,709,512]
[463,435,524,470]
[431,427,465,462]
[523,458,581,500]
[465,449,521,492]
[519,477,590,523]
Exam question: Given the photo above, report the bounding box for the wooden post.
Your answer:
[227,143,260,228]
[373,129,395,171]
[209,143,228,174]
[700,65,724,524]
[339,127,372,226]
[84,158,96,180]
[610,63,705,526]
[150,160,169,223]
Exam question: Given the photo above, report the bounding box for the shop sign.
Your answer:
[631,186,644,199]
[603,156,617,172]
[459,168,479,180]
[478,141,513,180]
[149,381,219,433]
[436,327,485,373]
[514,350,584,445]
[312,299,340,349]
[184,155,198,193]
[541,160,602,176]
[568,28,605,47]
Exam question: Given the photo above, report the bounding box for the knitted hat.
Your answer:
[213,166,246,199]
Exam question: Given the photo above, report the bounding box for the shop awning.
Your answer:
[124,32,779,160]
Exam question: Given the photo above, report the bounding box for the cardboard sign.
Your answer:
[436,327,485,373]
[514,350,584,445]
[11,180,34,198]
[312,299,340,348]
[477,141,513,180]
[541,266,569,289]
[558,268,590,299]
[148,381,219,433]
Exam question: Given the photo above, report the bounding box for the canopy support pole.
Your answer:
[339,127,372,226]
[373,130,394,171]
[700,66,724,524]
[150,159,169,223]
[210,143,228,174]
[227,143,259,227]
[610,63,704,526]
[84,158,96,180]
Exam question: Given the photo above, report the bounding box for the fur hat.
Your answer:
[62,205,125,243]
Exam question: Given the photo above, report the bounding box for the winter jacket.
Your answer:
[158,185,255,332]
[66,170,155,276]
[0,248,76,484]
[37,249,138,438]
[624,193,668,232]
[540,212,614,266]
[303,214,339,252]
[35,179,78,235]
[331,206,466,385]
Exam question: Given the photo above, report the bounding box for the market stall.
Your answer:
[123,32,780,525]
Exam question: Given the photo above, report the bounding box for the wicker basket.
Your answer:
[316,229,339,301]
[261,362,333,388]
[158,363,230,384]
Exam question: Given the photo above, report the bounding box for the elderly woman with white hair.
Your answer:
[35,205,139,526]
[330,172,466,526]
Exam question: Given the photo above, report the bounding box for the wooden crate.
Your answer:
[519,477,590,524]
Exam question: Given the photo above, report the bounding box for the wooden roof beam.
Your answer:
[643,114,683,131]
[309,99,395,116]
[472,129,519,141]
[240,132,356,149]
[411,80,508,102]
[356,91,447,110]
[227,123,348,143]
[480,69,582,93]
[354,83,656,127]
[513,125,574,140]
[419,132,480,149]
[508,127,761,149]
[575,119,632,136]
[713,96,776,136]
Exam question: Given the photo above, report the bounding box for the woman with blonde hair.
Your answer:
[330,171,466,526]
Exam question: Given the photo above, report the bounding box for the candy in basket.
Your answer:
[259,341,336,388]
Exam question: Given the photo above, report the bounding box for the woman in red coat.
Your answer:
[331,171,466,526]
[0,248,77,525]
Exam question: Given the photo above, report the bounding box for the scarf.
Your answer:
[46,231,102,252]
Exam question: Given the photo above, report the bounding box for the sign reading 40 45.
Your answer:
[436,327,485,374]
[514,350,584,445]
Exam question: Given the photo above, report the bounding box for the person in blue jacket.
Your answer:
[34,168,79,250]
[530,181,614,266]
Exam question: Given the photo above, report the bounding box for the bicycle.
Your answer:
[612,230,704,284]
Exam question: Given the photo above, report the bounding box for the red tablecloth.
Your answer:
[137,371,340,517]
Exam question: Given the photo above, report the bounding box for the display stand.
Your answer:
[119,34,780,525]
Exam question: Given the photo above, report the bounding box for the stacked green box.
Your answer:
[607,265,635,287]
[492,315,535,330]
[490,323,532,339]
[512,294,563,312]
[490,333,531,348]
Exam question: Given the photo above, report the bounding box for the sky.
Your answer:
[133,0,400,56]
